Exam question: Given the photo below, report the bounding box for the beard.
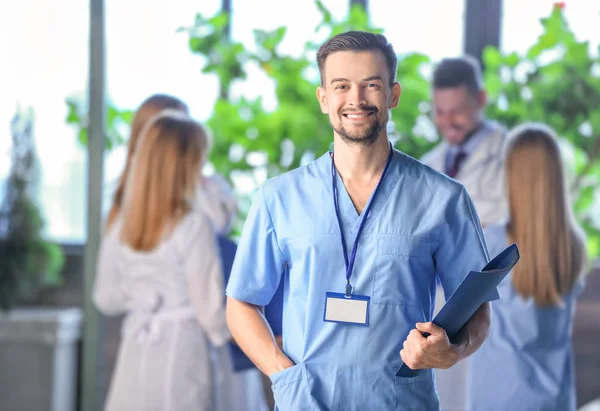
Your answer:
[332,108,385,146]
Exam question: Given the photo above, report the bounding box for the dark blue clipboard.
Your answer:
[218,235,284,372]
[395,243,520,377]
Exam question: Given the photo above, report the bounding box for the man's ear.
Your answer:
[478,90,487,109]
[316,86,328,114]
[389,82,402,109]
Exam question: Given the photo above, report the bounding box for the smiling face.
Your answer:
[433,86,485,145]
[316,50,401,146]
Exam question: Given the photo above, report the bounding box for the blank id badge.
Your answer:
[323,292,370,326]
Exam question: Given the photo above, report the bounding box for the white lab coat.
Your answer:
[421,121,508,411]
[421,121,508,227]
[93,212,231,411]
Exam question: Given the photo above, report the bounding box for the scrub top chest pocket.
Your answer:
[374,235,435,306]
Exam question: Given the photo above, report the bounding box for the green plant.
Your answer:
[65,95,134,151]
[0,108,65,310]
[482,4,600,256]
[63,2,599,258]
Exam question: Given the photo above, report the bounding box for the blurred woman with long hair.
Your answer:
[468,123,588,411]
[93,111,230,411]
[105,94,189,230]
[106,93,237,235]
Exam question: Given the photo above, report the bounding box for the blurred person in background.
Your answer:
[422,55,507,227]
[468,123,589,411]
[93,111,230,411]
[105,93,237,237]
[105,94,188,229]
[101,93,267,410]
[421,56,509,411]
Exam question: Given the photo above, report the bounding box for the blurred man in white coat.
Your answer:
[422,56,507,227]
[421,56,508,411]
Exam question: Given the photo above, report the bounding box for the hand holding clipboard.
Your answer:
[396,243,520,377]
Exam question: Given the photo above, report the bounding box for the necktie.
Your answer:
[447,151,467,178]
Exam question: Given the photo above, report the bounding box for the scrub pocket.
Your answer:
[374,235,435,306]
[270,363,313,411]
[395,371,439,410]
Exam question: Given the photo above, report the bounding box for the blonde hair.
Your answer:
[505,122,588,307]
[106,94,188,229]
[120,111,208,251]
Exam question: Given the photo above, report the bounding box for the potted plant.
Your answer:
[0,107,64,308]
[0,107,82,411]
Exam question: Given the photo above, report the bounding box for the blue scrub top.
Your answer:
[227,149,498,410]
[468,224,585,411]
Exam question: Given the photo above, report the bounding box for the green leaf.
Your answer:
[483,71,502,98]
[209,12,229,30]
[587,234,600,259]
[66,109,79,124]
[581,220,600,258]
[347,4,371,31]
[78,128,88,146]
[255,26,287,53]
[315,0,332,25]
[189,36,217,53]
[592,162,600,183]
[41,243,65,286]
[120,110,134,124]
[504,52,520,68]
[572,145,589,175]
[482,46,502,70]
[575,185,595,213]
[269,27,287,50]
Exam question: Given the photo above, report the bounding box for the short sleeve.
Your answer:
[226,187,286,306]
[435,186,500,303]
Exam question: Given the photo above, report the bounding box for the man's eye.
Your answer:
[367,83,379,88]
[335,85,346,90]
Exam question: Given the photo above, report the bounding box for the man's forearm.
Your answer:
[453,302,491,360]
[226,297,294,376]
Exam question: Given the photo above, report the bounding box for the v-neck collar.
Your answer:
[316,147,402,235]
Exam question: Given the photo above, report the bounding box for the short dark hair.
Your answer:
[316,31,397,86]
[432,56,483,96]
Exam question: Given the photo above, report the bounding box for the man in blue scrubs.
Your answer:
[226,31,498,410]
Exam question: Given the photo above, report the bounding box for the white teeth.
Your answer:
[346,113,370,118]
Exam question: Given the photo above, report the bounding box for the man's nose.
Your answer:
[348,86,367,107]
[435,112,450,127]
